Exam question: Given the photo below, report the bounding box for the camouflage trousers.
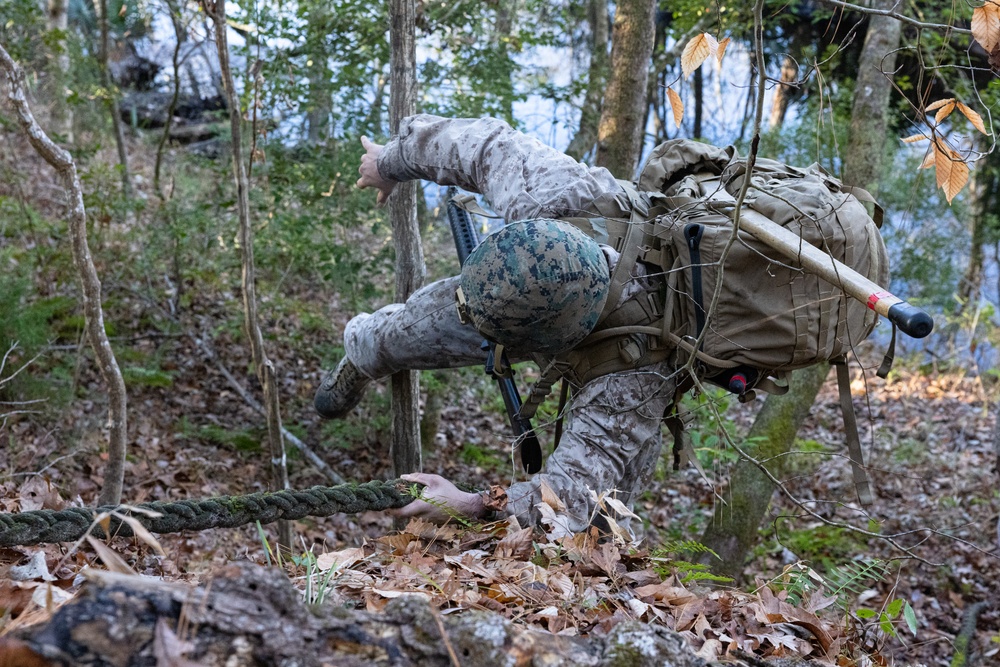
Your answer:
[344,276,679,534]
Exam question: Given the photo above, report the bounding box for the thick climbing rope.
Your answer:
[0,479,416,547]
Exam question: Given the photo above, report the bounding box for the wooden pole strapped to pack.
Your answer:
[729,206,934,340]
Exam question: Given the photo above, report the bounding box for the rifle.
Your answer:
[446,186,543,474]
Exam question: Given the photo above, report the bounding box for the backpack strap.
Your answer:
[519,358,573,421]
[876,323,897,379]
[450,192,501,219]
[832,356,874,506]
[598,184,650,326]
[552,379,570,450]
[841,185,884,229]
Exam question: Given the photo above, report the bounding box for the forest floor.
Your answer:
[1,136,998,666]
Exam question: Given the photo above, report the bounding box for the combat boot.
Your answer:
[314,357,372,419]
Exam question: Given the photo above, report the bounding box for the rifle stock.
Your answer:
[446,187,543,473]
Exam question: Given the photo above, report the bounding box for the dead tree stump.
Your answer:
[6,561,711,667]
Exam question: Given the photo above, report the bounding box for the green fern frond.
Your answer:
[827,558,889,608]
[652,540,721,560]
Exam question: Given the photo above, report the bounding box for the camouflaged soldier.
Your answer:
[316,115,677,531]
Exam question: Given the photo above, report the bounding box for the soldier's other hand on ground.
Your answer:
[393,473,486,524]
[356,136,396,207]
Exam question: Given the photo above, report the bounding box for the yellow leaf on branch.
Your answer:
[957,102,989,135]
[933,144,970,203]
[918,151,936,169]
[925,98,955,112]
[682,33,718,78]
[667,87,684,128]
[901,133,928,143]
[717,37,731,66]
[928,99,956,125]
[972,2,1000,52]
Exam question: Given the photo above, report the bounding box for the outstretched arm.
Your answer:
[369,115,624,222]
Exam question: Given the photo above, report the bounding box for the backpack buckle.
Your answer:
[618,338,642,364]
[455,286,470,325]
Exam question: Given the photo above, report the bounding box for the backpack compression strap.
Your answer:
[832,356,874,506]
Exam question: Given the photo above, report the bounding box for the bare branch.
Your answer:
[813,0,972,35]
[0,42,129,506]
[202,1,291,548]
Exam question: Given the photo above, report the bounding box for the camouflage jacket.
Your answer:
[359,115,678,534]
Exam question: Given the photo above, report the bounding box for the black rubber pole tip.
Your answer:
[887,302,934,339]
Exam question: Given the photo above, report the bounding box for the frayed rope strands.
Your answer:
[0,480,416,547]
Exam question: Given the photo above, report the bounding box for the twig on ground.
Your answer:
[192,334,345,485]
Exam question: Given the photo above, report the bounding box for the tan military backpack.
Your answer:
[522,139,891,504]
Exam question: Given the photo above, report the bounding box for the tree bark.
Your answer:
[956,148,999,310]
[842,4,902,195]
[692,66,703,140]
[700,0,902,578]
[0,43,129,506]
[389,0,424,479]
[595,0,656,178]
[305,3,332,143]
[205,1,292,549]
[769,54,798,129]
[565,0,609,161]
[97,0,131,199]
[492,0,519,123]
[768,24,809,130]
[46,0,73,143]
[7,563,708,667]
[154,0,186,198]
[701,363,830,579]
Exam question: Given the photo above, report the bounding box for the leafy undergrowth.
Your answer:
[292,516,858,664]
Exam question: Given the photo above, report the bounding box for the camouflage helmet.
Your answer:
[459,219,610,355]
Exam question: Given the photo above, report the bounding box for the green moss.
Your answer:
[122,366,174,388]
[176,418,263,453]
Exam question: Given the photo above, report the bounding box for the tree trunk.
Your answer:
[692,66,703,139]
[305,3,332,143]
[492,0,518,123]
[956,148,999,310]
[154,0,186,198]
[769,54,798,129]
[97,0,131,199]
[565,0,609,161]
[389,0,424,479]
[768,24,808,130]
[701,363,830,579]
[0,43,129,506]
[362,62,387,135]
[700,0,902,578]
[207,0,292,549]
[46,0,72,143]
[842,5,902,194]
[6,563,708,667]
[595,0,656,178]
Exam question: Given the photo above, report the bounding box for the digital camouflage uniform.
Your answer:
[343,115,678,532]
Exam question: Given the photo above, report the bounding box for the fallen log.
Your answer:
[3,561,717,667]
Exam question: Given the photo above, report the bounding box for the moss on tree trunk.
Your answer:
[701,363,830,579]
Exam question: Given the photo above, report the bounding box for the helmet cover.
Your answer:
[459,219,610,355]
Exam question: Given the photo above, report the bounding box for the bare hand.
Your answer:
[393,473,485,524]
[356,135,397,207]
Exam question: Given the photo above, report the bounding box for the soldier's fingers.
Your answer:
[400,472,445,489]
